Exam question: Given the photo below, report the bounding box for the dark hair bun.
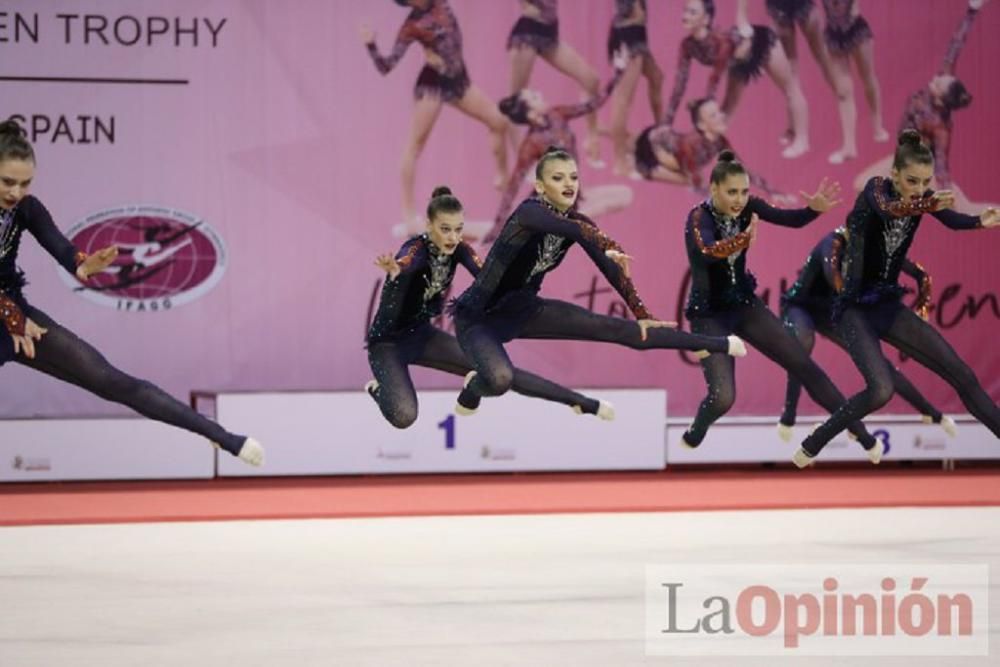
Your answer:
[717,149,737,163]
[426,185,463,220]
[498,93,530,125]
[0,120,26,138]
[943,79,972,110]
[543,145,563,155]
[897,129,923,148]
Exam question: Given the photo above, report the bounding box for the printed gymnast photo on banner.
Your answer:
[644,563,989,657]
[2,0,1000,664]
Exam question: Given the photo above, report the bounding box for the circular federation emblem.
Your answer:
[59,205,227,312]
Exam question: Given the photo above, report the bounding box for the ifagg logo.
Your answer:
[59,205,227,311]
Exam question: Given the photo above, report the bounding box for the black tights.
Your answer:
[803,303,1000,455]
[686,298,876,447]
[14,307,246,454]
[457,298,729,401]
[367,325,599,428]
[781,305,942,426]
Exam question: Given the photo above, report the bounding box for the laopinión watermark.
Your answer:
[645,564,988,656]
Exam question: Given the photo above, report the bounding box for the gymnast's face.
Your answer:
[521,89,548,122]
[891,162,934,201]
[710,172,750,217]
[0,158,34,210]
[535,158,579,212]
[427,210,464,255]
[929,74,955,99]
[696,100,727,136]
[682,0,711,33]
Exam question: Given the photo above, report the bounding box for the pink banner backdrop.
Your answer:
[2,0,998,420]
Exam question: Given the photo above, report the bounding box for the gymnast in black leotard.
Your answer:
[794,130,1000,467]
[0,121,262,466]
[450,148,747,415]
[366,186,613,427]
[778,227,955,440]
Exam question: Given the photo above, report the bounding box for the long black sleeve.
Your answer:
[929,207,981,231]
[22,196,80,275]
[747,195,820,229]
[369,237,429,338]
[517,200,652,319]
[455,242,482,277]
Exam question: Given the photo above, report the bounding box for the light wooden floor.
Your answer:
[2,507,998,666]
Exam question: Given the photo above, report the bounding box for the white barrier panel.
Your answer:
[202,389,667,477]
[665,415,997,464]
[0,419,215,482]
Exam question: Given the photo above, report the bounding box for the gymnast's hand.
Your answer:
[375,253,401,280]
[612,46,630,72]
[801,177,842,212]
[978,207,1000,228]
[930,190,956,212]
[12,318,47,360]
[359,25,375,45]
[637,319,678,341]
[76,245,118,280]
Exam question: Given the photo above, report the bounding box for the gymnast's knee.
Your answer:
[385,402,419,429]
[482,366,514,396]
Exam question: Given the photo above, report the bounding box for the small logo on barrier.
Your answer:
[481,445,516,461]
[11,455,51,471]
[914,435,946,451]
[377,448,413,460]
